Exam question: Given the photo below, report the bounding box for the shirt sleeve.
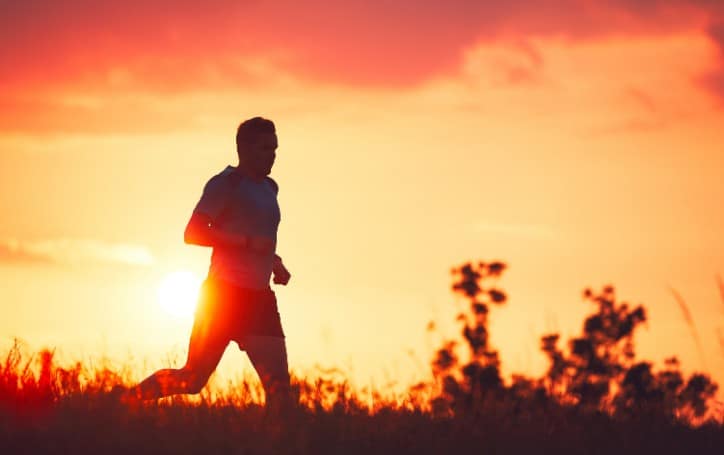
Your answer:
[192,175,228,220]
[266,176,279,196]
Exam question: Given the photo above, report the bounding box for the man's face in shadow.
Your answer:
[242,132,277,177]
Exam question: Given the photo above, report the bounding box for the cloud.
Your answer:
[1,0,724,135]
[0,94,198,135]
[700,20,724,102]
[0,238,155,267]
[0,241,49,265]
[1,1,721,89]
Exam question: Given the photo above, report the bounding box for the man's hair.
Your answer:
[236,117,276,155]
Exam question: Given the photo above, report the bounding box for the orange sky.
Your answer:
[1,0,723,393]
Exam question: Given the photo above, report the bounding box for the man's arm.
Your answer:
[184,212,274,252]
[184,212,243,247]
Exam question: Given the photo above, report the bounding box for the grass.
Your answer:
[1,342,723,454]
[669,286,707,369]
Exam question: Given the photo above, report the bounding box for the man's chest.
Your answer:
[219,183,280,231]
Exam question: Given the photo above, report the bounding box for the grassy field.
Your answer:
[1,345,723,455]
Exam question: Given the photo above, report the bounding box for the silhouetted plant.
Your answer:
[540,286,647,410]
[540,286,718,419]
[614,356,718,420]
[431,261,508,414]
[430,262,719,421]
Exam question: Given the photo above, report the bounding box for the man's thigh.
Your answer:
[186,298,230,372]
[237,336,289,379]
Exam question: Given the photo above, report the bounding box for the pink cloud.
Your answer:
[0,94,201,135]
[0,0,723,121]
[0,1,718,86]
[700,20,724,103]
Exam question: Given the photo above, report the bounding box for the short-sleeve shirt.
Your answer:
[192,165,281,289]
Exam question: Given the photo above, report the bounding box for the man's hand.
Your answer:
[272,255,291,285]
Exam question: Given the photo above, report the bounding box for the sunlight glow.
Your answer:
[157,271,202,318]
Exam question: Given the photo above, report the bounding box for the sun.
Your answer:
[157,271,203,318]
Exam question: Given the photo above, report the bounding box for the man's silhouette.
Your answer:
[122,117,292,408]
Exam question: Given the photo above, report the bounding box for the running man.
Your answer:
[123,117,292,408]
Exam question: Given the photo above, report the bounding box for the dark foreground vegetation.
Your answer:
[1,261,723,454]
[2,391,723,454]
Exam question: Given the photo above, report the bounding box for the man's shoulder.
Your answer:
[265,176,279,195]
[204,166,241,191]
[204,167,278,196]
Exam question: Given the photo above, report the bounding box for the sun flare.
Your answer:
[157,271,203,318]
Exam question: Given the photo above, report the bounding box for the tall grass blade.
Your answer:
[669,287,707,370]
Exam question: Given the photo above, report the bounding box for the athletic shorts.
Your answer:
[193,276,285,341]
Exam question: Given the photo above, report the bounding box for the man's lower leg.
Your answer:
[126,368,205,400]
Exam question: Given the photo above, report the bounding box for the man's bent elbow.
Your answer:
[184,213,213,246]
[184,226,207,246]
[183,229,195,245]
[183,230,194,245]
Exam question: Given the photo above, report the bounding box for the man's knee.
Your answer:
[265,379,297,411]
[259,369,290,390]
[264,372,294,402]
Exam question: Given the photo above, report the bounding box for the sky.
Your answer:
[1,0,723,393]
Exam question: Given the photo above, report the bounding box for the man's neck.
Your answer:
[234,163,265,182]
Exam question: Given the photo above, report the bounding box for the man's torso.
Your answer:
[195,165,280,289]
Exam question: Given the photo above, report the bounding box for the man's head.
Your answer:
[236,117,277,178]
